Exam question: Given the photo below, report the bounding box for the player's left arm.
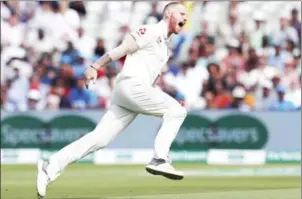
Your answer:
[92,34,139,70]
[84,34,139,87]
[90,25,152,71]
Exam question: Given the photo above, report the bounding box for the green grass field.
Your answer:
[1,163,301,199]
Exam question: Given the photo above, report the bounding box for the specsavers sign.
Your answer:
[171,114,269,150]
[1,115,96,149]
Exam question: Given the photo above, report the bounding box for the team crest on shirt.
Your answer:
[138,28,146,35]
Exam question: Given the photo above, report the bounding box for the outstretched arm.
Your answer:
[85,34,139,87]
[92,34,139,70]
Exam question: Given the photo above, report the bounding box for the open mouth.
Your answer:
[178,22,185,28]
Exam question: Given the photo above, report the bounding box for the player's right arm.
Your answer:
[85,30,148,87]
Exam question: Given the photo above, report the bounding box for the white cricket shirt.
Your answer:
[117,20,171,85]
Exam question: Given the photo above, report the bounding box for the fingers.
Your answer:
[93,75,97,84]
[85,79,90,89]
[179,100,185,107]
[85,75,97,89]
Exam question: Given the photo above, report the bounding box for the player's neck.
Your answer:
[161,19,172,39]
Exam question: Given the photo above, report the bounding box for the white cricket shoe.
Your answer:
[36,159,50,199]
[145,158,184,180]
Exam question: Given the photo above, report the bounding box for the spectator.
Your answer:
[60,41,80,65]
[144,3,163,24]
[50,77,70,109]
[1,12,25,47]
[259,35,272,57]
[244,84,257,110]
[72,56,86,80]
[268,43,289,71]
[1,85,8,109]
[245,48,259,72]
[248,55,280,88]
[35,1,78,51]
[69,1,87,18]
[290,8,301,44]
[189,35,201,56]
[218,10,243,43]
[26,89,43,111]
[5,64,29,111]
[58,1,80,30]
[29,74,41,90]
[223,71,237,92]
[40,66,57,86]
[285,78,301,109]
[249,11,267,49]
[25,28,55,59]
[203,90,213,109]
[271,74,282,90]
[238,31,249,56]
[67,76,98,109]
[29,1,56,38]
[208,80,232,109]
[203,62,222,95]
[1,2,11,20]
[93,39,106,59]
[8,58,33,80]
[220,38,245,74]
[195,35,217,68]
[196,33,209,58]
[228,0,240,16]
[273,12,299,48]
[46,93,61,110]
[281,57,300,90]
[293,49,301,73]
[255,80,276,111]
[284,39,296,56]
[18,2,36,23]
[75,27,96,59]
[269,85,296,111]
[39,53,54,68]
[229,86,251,111]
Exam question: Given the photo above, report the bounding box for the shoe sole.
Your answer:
[145,167,184,180]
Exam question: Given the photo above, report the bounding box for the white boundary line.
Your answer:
[137,167,301,177]
[108,189,300,199]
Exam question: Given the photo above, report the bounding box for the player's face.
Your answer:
[169,5,188,34]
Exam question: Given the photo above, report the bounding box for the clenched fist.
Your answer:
[84,66,98,89]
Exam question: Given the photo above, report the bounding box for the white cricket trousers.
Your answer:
[46,77,187,181]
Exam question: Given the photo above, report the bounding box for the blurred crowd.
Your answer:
[1,1,301,112]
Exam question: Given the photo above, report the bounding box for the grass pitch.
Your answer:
[1,163,300,199]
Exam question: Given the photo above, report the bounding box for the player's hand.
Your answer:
[84,66,98,89]
[179,100,185,107]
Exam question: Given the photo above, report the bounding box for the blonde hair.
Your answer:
[163,1,185,18]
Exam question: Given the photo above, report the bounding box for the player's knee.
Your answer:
[89,130,111,149]
[95,138,110,149]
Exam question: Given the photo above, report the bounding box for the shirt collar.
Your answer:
[158,20,171,42]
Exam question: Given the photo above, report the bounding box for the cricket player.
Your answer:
[37,2,188,198]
